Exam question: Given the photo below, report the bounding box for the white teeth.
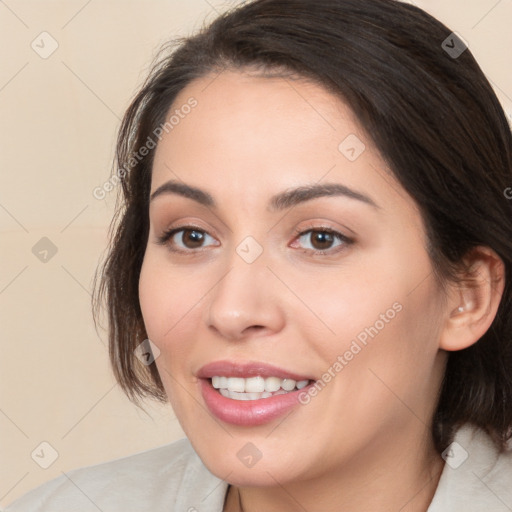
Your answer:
[212,375,231,389]
[227,377,245,392]
[245,376,265,393]
[296,380,309,389]
[265,376,282,392]
[282,379,296,391]
[210,375,311,397]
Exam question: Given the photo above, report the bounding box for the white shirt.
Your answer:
[5,423,512,511]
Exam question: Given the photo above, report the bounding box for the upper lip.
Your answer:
[197,360,315,381]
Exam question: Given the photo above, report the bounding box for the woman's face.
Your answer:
[139,69,449,487]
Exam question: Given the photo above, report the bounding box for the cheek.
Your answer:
[138,256,168,339]
[284,258,407,361]
[138,251,205,341]
[298,240,442,382]
[138,256,193,390]
[138,253,201,410]
[298,279,443,453]
[336,265,443,415]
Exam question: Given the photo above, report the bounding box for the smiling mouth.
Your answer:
[209,375,313,401]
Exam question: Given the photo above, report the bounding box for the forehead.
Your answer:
[177,71,347,144]
[149,69,418,224]
[153,69,365,177]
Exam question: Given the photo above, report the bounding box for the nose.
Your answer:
[203,249,286,341]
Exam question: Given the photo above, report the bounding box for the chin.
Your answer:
[192,437,309,487]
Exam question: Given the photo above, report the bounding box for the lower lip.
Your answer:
[199,378,314,426]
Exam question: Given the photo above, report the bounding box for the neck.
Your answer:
[224,426,445,512]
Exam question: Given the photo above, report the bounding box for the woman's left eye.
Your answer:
[290,228,353,254]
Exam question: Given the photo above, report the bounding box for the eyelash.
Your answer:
[156,224,354,256]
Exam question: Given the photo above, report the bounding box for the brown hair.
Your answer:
[92,0,512,454]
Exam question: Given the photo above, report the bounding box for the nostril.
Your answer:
[242,325,265,335]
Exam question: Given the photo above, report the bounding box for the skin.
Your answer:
[138,69,505,512]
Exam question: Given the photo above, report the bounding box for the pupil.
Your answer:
[185,229,203,248]
[313,232,333,249]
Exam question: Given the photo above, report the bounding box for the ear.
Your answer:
[439,246,506,351]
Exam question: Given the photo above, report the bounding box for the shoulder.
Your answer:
[4,437,229,512]
[428,423,512,511]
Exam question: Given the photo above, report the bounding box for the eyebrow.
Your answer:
[150,180,379,211]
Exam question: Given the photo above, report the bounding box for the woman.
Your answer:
[6,0,512,510]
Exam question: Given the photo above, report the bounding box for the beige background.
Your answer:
[1,0,510,506]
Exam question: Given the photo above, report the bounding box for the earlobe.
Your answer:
[439,246,505,352]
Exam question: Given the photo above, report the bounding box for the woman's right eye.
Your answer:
[156,226,218,253]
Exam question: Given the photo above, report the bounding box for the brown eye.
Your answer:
[179,229,206,249]
[309,231,335,250]
[157,226,217,253]
[292,228,353,255]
